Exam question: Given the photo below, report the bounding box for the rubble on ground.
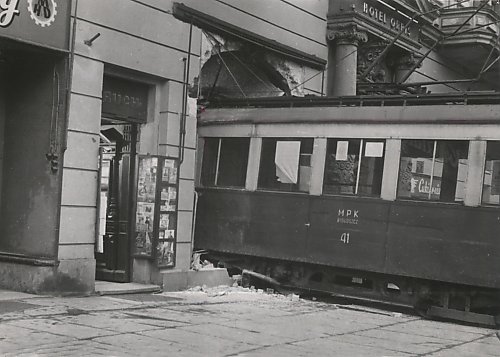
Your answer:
[186,283,303,302]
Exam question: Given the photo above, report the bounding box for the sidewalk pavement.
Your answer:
[0,286,498,356]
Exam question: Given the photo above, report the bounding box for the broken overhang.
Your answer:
[172,2,327,70]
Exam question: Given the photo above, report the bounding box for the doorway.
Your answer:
[95,120,138,282]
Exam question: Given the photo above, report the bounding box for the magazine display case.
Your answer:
[134,155,178,267]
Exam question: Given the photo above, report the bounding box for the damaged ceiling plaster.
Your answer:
[196,32,307,100]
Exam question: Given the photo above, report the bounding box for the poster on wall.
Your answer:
[133,155,178,267]
[156,241,175,267]
[134,157,158,257]
[156,159,178,268]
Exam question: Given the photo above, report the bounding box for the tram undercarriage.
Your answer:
[207,252,500,327]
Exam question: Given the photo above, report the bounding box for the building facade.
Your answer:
[326,0,499,96]
[0,0,75,293]
[0,0,204,295]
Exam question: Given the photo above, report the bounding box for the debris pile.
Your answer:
[190,250,214,271]
[186,283,303,302]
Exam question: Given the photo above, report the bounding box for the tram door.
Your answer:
[96,122,137,282]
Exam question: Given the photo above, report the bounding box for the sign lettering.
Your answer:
[0,0,20,27]
[363,2,411,37]
[103,91,144,109]
[411,177,441,196]
[27,0,57,27]
[0,0,69,50]
[337,209,359,225]
[34,0,51,18]
[102,77,149,123]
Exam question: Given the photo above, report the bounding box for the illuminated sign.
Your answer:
[0,0,70,50]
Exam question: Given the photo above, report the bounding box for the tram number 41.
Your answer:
[340,233,350,244]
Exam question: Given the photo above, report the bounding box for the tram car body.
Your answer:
[194,93,500,325]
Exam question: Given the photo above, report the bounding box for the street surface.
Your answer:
[0,286,498,356]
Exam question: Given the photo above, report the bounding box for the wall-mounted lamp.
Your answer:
[84,33,101,46]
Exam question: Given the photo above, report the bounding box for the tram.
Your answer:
[194,92,500,326]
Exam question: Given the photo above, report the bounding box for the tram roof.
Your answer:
[199,92,500,125]
[204,92,500,109]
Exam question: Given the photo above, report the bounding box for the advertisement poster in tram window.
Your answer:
[134,157,158,257]
[398,157,441,200]
[490,161,500,195]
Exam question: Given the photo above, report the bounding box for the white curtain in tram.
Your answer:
[275,141,301,184]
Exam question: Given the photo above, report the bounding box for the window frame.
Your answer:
[396,139,469,203]
[257,137,314,193]
[481,140,500,206]
[200,137,250,189]
[322,138,386,198]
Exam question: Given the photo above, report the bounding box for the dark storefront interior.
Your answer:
[0,41,67,261]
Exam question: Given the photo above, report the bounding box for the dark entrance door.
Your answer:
[95,121,138,282]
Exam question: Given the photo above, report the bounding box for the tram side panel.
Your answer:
[195,189,251,254]
[196,189,391,272]
[195,189,310,261]
[307,196,390,272]
[196,187,500,290]
[385,202,500,289]
[247,191,309,261]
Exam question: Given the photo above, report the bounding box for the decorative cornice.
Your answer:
[327,25,368,46]
[326,14,421,53]
[392,52,423,70]
[357,40,392,83]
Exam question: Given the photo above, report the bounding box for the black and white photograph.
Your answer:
[0,0,499,356]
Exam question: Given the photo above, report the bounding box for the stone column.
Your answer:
[326,25,367,96]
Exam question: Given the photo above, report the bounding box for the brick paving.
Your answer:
[0,287,498,356]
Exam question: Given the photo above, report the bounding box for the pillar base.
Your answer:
[0,258,95,295]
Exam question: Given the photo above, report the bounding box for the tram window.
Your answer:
[200,138,250,188]
[397,140,469,202]
[482,141,500,205]
[323,139,385,196]
[258,138,313,192]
